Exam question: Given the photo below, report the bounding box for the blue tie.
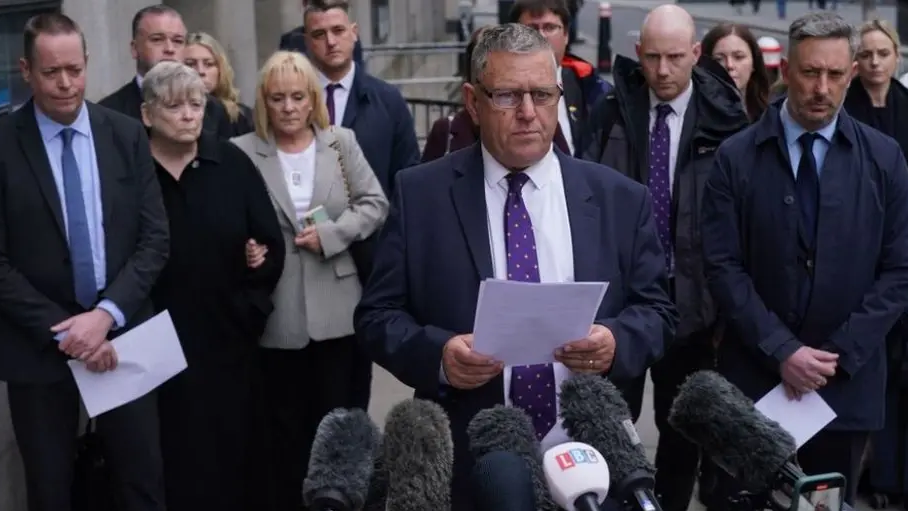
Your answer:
[61,128,97,309]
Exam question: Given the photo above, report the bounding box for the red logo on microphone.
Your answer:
[555,452,576,470]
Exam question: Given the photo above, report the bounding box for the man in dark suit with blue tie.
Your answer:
[0,13,169,511]
[701,12,908,506]
[355,23,677,511]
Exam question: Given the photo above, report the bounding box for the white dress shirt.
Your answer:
[317,63,356,125]
[647,80,693,190]
[277,143,317,222]
[481,144,577,452]
[556,66,575,155]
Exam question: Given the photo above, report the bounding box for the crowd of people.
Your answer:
[0,0,906,511]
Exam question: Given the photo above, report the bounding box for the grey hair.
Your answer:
[469,23,556,83]
[141,61,207,106]
[787,12,859,58]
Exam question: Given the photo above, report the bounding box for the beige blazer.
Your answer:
[231,126,389,349]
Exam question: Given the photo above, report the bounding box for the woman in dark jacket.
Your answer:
[185,32,255,137]
[844,19,908,510]
[421,27,485,162]
[701,23,771,121]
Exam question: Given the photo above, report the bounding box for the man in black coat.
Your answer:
[702,12,908,506]
[0,13,169,511]
[99,4,232,139]
[582,6,749,511]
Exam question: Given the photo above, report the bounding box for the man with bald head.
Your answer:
[583,5,748,511]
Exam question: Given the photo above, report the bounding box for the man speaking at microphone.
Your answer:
[355,23,677,511]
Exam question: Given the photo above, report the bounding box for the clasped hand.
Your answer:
[441,325,617,390]
[295,226,322,254]
[780,346,838,400]
[51,309,118,373]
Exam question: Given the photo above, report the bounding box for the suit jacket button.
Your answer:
[783,195,795,205]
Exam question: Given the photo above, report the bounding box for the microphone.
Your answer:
[559,375,661,511]
[467,405,558,511]
[470,451,538,511]
[303,408,381,511]
[668,370,846,511]
[543,441,610,511]
[383,398,453,511]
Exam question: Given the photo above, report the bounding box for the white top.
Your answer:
[557,66,575,155]
[277,143,317,223]
[481,144,577,452]
[317,63,357,125]
[648,80,694,190]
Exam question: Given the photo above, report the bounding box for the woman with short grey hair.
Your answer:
[140,60,285,511]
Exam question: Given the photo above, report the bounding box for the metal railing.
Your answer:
[405,98,463,145]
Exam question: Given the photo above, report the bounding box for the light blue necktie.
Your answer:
[61,128,97,308]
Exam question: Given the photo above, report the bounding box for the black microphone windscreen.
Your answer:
[559,374,655,492]
[467,405,558,511]
[471,451,538,511]
[668,370,797,492]
[303,408,381,511]
[383,398,453,511]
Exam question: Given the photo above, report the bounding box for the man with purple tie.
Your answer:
[355,23,677,511]
[582,6,749,510]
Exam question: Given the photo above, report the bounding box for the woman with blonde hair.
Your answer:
[184,31,254,136]
[231,50,388,510]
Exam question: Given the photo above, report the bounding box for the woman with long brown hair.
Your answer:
[184,32,254,136]
[701,23,771,121]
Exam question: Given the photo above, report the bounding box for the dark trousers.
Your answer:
[798,429,869,506]
[348,343,373,410]
[157,354,258,511]
[651,330,716,511]
[7,376,165,511]
[869,386,908,494]
[259,336,355,511]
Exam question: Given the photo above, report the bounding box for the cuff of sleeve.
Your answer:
[315,222,345,259]
[822,339,856,378]
[96,300,126,329]
[770,338,802,367]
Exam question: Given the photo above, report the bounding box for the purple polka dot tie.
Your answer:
[649,103,673,272]
[326,83,341,125]
[504,172,557,441]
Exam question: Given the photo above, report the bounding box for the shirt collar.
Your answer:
[557,66,563,87]
[34,101,91,143]
[780,98,838,145]
[649,80,694,118]
[317,62,356,91]
[481,143,557,191]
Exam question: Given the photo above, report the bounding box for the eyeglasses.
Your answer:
[525,23,564,36]
[474,84,563,109]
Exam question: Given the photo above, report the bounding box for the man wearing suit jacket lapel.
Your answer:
[0,14,169,511]
[355,24,677,511]
[99,4,232,139]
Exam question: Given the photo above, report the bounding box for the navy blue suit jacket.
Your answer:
[355,143,677,509]
[701,100,908,431]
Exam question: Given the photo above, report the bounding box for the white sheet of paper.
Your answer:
[68,310,187,418]
[471,279,608,366]
[754,383,837,448]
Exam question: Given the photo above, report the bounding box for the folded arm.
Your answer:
[317,130,390,259]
